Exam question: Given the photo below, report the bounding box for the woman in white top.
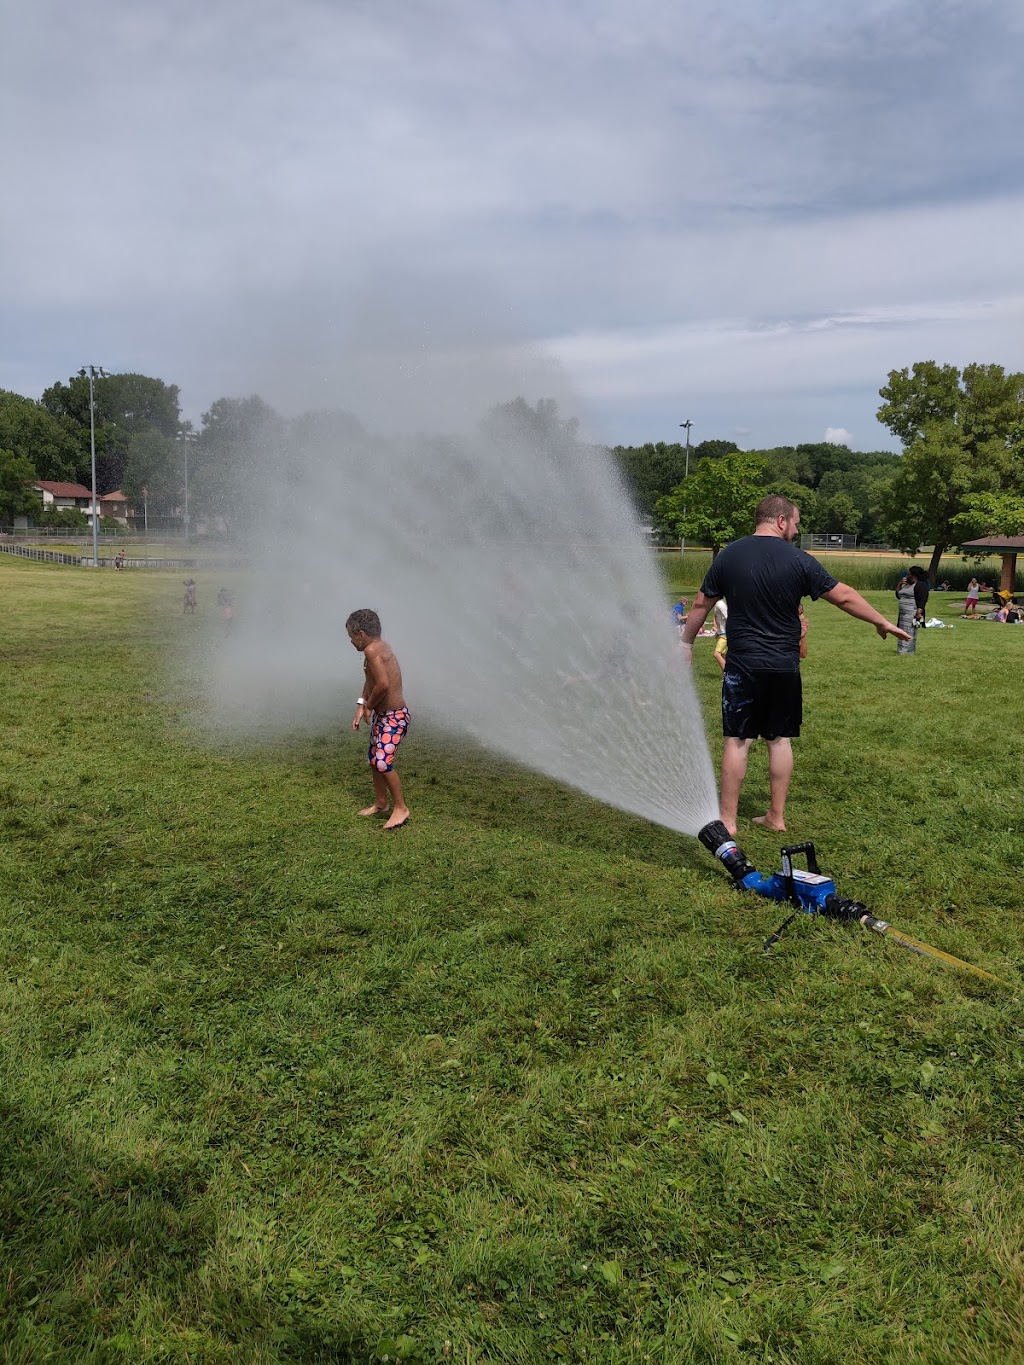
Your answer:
[964,578,980,616]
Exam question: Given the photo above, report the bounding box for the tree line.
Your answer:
[0,376,313,534]
[623,362,1024,576]
[2,363,1022,576]
[616,439,901,545]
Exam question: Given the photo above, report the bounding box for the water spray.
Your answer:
[697,820,1010,988]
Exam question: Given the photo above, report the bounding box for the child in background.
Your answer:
[712,597,728,671]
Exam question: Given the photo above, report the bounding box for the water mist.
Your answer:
[201,382,720,837]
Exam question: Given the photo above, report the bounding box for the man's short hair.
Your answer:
[346,608,382,637]
[755,494,799,526]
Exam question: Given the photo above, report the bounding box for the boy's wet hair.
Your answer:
[346,609,382,637]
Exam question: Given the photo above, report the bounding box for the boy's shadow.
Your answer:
[388,728,709,874]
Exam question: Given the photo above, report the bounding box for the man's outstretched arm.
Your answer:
[823,581,912,641]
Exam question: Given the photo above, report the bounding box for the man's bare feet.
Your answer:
[358,805,389,817]
[383,808,410,831]
[752,814,787,832]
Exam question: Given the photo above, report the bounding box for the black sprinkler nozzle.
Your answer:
[697,819,732,855]
[697,819,758,885]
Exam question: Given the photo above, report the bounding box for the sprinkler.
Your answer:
[696,820,1009,987]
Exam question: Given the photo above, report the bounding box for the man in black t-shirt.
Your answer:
[681,495,909,836]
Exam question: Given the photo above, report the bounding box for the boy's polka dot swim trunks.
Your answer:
[369,708,410,772]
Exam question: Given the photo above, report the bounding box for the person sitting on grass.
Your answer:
[346,609,411,831]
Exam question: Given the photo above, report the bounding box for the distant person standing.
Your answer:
[182,579,197,613]
[347,609,411,831]
[895,567,929,653]
[114,549,125,571]
[216,587,235,632]
[681,495,910,835]
[673,596,689,638]
[964,578,980,617]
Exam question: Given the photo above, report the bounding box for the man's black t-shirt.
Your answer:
[701,536,839,672]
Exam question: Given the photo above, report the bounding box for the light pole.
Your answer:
[79,365,108,566]
[184,438,189,544]
[177,430,192,543]
[679,419,693,556]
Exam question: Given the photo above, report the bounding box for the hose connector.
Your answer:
[821,893,868,923]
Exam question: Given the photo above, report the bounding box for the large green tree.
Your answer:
[0,448,41,522]
[0,391,80,482]
[41,372,182,494]
[692,439,740,462]
[654,450,768,555]
[877,362,1024,577]
[610,438,739,518]
[952,490,1024,540]
[191,396,285,535]
[122,428,184,518]
[951,428,1024,539]
[610,442,688,517]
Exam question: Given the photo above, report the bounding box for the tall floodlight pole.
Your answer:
[177,431,191,543]
[184,437,190,543]
[679,420,693,556]
[79,365,109,566]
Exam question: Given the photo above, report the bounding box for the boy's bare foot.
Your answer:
[752,814,787,832]
[358,804,389,817]
[383,809,410,831]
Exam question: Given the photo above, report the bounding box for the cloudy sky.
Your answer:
[2,0,1023,448]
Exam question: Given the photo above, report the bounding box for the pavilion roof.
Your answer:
[959,535,1024,552]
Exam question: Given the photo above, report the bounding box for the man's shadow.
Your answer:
[0,1097,376,1359]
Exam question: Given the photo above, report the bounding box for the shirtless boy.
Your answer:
[346,609,411,831]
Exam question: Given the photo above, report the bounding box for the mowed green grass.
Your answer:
[1,558,1023,1364]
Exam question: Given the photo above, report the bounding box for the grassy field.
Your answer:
[9,541,1018,594]
[1,557,1023,1364]
[0,538,245,565]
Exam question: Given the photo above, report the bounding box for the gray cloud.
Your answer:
[2,0,1022,444]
